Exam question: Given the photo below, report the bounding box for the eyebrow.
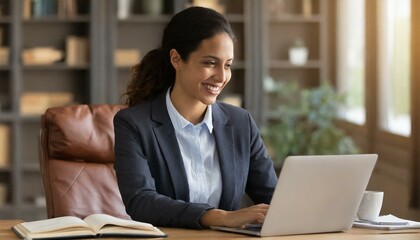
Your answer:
[202,55,234,62]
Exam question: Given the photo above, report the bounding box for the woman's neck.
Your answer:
[170,91,207,125]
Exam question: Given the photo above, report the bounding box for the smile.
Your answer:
[203,84,221,93]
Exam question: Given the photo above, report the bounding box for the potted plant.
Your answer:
[261,79,358,166]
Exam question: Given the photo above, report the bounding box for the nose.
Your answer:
[213,66,229,83]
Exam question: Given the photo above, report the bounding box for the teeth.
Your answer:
[204,84,220,92]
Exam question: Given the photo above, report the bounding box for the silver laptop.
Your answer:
[211,154,378,237]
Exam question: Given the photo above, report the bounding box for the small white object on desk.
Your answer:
[353,214,420,230]
[357,191,384,221]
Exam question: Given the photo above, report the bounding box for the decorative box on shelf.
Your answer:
[22,47,64,65]
[20,92,74,116]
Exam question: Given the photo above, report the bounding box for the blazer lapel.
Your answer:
[213,103,236,210]
[151,93,189,201]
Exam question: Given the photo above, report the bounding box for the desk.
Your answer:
[2,220,420,239]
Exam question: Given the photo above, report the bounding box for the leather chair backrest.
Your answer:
[39,104,130,219]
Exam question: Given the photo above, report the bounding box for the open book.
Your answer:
[12,213,167,239]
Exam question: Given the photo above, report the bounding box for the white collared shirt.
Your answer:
[165,89,222,207]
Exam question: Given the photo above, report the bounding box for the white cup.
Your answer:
[357,191,384,221]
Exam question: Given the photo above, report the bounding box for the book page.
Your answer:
[83,214,157,233]
[20,216,92,234]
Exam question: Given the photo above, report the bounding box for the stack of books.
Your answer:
[24,0,78,19]
[66,36,89,66]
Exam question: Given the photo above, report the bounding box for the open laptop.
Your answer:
[211,154,378,237]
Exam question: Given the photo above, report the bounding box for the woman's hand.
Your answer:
[200,204,269,228]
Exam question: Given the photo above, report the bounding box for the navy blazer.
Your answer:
[113,92,277,229]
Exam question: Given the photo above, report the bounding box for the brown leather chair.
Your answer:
[39,104,130,219]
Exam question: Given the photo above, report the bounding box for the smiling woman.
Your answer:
[169,32,234,123]
[113,6,277,230]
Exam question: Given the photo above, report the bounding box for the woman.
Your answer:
[113,6,277,229]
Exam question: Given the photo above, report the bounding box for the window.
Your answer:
[336,0,366,125]
[377,0,411,136]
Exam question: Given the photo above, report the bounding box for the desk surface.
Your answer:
[2,220,420,240]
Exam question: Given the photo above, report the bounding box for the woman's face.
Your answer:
[171,32,234,107]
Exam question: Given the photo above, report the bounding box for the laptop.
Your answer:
[211,154,378,237]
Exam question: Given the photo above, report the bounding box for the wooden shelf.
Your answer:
[269,60,322,69]
[23,15,90,23]
[23,63,89,70]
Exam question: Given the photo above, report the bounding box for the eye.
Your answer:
[205,61,216,66]
[225,63,232,69]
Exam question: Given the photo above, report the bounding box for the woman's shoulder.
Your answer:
[214,101,251,119]
[215,101,247,111]
[115,92,167,124]
[115,101,152,121]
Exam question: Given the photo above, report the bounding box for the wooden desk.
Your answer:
[2,220,420,239]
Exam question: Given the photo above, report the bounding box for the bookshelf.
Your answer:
[20,0,91,220]
[0,0,14,219]
[0,0,328,220]
[0,0,95,220]
[261,0,328,123]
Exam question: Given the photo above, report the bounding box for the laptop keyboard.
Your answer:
[244,223,263,231]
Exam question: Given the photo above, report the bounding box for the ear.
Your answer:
[170,49,182,70]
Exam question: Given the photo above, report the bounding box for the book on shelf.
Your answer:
[32,0,58,17]
[27,0,78,19]
[0,47,8,65]
[23,0,31,19]
[114,48,141,67]
[66,36,89,66]
[12,213,167,239]
[0,124,10,168]
[20,92,74,115]
[58,0,78,18]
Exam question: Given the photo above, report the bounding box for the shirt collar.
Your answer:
[166,88,213,133]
